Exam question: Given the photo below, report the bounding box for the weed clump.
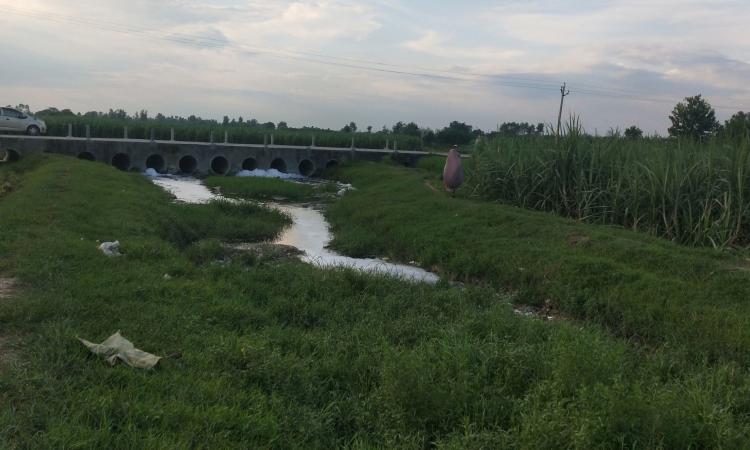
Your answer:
[157,199,291,248]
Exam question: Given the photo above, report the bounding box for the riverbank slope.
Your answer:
[2,156,750,448]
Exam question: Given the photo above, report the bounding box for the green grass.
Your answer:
[326,161,750,367]
[4,156,750,448]
[157,199,290,248]
[204,176,334,202]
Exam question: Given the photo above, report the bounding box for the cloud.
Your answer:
[232,1,382,43]
[0,0,748,134]
[403,31,523,62]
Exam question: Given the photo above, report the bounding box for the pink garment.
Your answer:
[443,149,464,193]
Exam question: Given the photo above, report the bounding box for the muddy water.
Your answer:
[150,175,440,284]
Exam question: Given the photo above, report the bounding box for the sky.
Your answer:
[1,0,748,134]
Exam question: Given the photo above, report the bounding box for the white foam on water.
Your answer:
[150,175,218,204]
[148,175,439,284]
[237,169,303,179]
[144,168,159,177]
[272,203,439,284]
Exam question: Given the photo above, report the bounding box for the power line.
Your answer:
[3,6,748,110]
[4,6,569,89]
[3,6,568,92]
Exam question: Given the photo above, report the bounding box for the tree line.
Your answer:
[13,105,548,147]
[11,95,749,145]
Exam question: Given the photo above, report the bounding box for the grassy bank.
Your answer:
[326,161,750,366]
[3,156,750,447]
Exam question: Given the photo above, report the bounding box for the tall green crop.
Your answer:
[469,119,750,247]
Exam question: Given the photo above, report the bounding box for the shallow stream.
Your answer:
[151,175,440,284]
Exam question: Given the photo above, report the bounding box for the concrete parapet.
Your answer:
[0,135,432,175]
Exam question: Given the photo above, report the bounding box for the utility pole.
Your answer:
[556,82,571,143]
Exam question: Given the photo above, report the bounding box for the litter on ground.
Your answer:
[98,241,121,257]
[79,331,162,369]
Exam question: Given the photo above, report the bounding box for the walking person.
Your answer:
[443,145,464,196]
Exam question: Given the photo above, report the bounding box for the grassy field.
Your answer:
[326,160,750,366]
[3,156,750,447]
[469,124,750,247]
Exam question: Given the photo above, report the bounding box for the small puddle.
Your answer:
[149,175,439,284]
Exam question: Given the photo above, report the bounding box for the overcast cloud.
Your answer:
[1,0,748,134]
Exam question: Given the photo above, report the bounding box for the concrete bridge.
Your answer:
[0,135,435,176]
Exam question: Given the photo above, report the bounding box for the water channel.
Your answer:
[150,174,440,284]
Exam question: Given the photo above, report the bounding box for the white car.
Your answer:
[0,107,47,135]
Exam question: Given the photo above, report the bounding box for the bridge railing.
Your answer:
[42,122,429,152]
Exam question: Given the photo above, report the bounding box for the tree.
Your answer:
[262,121,276,130]
[277,121,288,130]
[342,122,357,133]
[222,116,230,126]
[724,111,750,138]
[421,128,436,146]
[366,125,372,133]
[624,125,643,139]
[35,107,60,116]
[392,121,420,136]
[436,121,474,145]
[496,122,541,137]
[14,104,30,114]
[668,95,720,140]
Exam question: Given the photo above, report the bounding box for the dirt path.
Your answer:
[0,276,16,300]
[0,276,19,371]
[424,180,439,192]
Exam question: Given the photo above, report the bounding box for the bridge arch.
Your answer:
[270,158,287,173]
[111,153,131,171]
[298,159,315,177]
[1,149,20,163]
[211,155,230,175]
[179,155,198,174]
[145,154,166,173]
[242,157,257,171]
[77,151,95,161]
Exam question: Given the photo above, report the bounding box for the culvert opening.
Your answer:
[179,155,198,174]
[326,160,339,169]
[146,154,166,173]
[270,158,287,173]
[242,157,257,171]
[111,153,131,171]
[77,152,95,161]
[211,156,230,175]
[1,149,20,163]
[298,159,315,177]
